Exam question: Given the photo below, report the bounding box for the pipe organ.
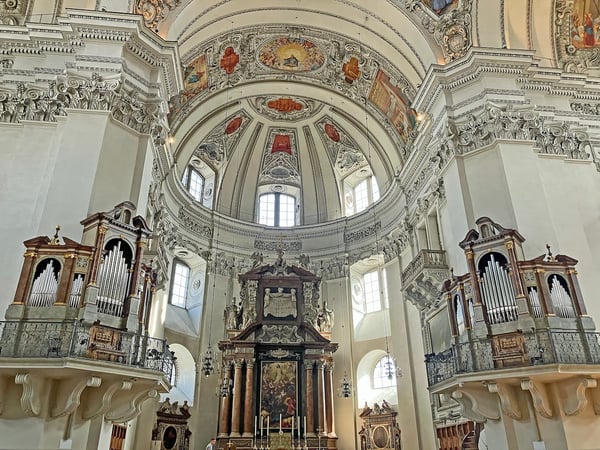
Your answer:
[6,202,156,333]
[440,217,593,369]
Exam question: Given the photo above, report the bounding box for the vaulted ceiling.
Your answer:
[148,0,539,226]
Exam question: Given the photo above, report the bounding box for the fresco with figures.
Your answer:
[260,361,297,429]
[258,37,325,72]
[570,0,600,48]
[183,54,208,98]
[421,0,458,15]
[368,70,417,142]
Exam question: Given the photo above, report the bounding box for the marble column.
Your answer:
[317,361,326,435]
[219,362,232,437]
[231,359,244,437]
[243,359,255,437]
[305,361,315,437]
[325,361,336,437]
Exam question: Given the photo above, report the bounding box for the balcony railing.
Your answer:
[425,329,600,386]
[0,320,173,379]
[401,249,447,286]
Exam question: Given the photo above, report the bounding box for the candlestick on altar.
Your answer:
[279,414,282,433]
[291,416,294,437]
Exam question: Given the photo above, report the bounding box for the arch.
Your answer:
[166,343,196,405]
[356,350,399,408]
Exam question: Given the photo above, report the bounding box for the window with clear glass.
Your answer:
[363,270,382,313]
[354,179,369,213]
[373,355,397,388]
[345,176,380,216]
[258,193,296,227]
[170,261,190,308]
[182,166,204,202]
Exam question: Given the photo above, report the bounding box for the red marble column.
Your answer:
[317,361,326,435]
[325,361,336,437]
[231,359,244,437]
[243,359,255,437]
[305,361,315,437]
[219,362,233,438]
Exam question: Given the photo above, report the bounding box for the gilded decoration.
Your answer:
[369,70,417,142]
[135,0,180,32]
[258,37,325,72]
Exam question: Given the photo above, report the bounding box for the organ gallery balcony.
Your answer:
[0,320,173,420]
[401,249,450,309]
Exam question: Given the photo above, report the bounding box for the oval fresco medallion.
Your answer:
[258,37,325,72]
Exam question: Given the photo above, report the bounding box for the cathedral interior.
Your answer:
[1,1,600,450]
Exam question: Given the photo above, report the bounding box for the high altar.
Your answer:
[216,251,338,450]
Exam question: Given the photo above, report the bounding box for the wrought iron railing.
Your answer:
[425,330,600,386]
[401,250,447,286]
[0,320,173,379]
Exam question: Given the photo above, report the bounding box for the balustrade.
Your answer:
[0,320,173,378]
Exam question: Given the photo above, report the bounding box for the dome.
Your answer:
[163,1,434,226]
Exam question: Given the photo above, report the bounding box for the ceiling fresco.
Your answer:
[258,37,326,72]
[168,26,416,151]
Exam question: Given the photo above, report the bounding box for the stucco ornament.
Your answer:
[135,0,181,32]
[392,0,473,62]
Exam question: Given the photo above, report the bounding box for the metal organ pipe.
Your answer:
[28,260,59,307]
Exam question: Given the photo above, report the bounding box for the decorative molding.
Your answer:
[256,325,303,344]
[559,376,597,416]
[521,379,553,419]
[254,239,302,252]
[428,103,591,173]
[134,0,180,32]
[259,128,300,185]
[52,376,102,418]
[571,101,600,115]
[176,208,213,239]
[487,382,522,420]
[344,221,381,243]
[15,373,44,416]
[391,0,473,62]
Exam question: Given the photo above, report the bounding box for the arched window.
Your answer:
[345,175,380,216]
[182,166,205,202]
[373,355,397,389]
[170,260,190,308]
[258,193,296,227]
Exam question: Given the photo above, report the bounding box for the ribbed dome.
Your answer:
[166,15,426,226]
